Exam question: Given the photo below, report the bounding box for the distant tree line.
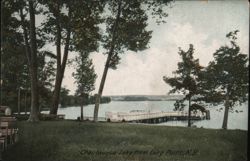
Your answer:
[121,96,161,101]
[60,90,111,108]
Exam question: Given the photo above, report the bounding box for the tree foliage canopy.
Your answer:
[40,0,105,53]
[73,53,97,96]
[200,30,249,108]
[103,0,172,69]
[163,44,203,100]
[1,0,56,112]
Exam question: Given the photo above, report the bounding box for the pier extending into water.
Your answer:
[105,110,210,124]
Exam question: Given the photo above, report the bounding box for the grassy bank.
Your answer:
[2,121,248,161]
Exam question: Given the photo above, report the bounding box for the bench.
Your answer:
[0,135,6,151]
[0,116,18,151]
[0,117,16,122]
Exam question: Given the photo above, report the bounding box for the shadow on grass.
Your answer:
[2,122,60,161]
[3,137,59,161]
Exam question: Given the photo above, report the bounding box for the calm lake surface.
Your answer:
[54,101,248,130]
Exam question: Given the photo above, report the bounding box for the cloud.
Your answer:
[85,23,210,95]
[61,1,248,96]
[63,20,247,95]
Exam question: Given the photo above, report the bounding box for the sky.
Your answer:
[60,0,249,96]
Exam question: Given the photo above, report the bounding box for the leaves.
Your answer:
[173,99,185,111]
[163,44,202,101]
[103,0,171,69]
[73,52,97,96]
[1,0,57,111]
[40,0,104,53]
[200,30,249,107]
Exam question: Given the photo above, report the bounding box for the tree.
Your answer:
[37,54,56,111]
[93,0,172,122]
[163,44,203,127]
[73,52,97,121]
[1,1,27,111]
[59,87,70,107]
[1,1,56,116]
[19,0,40,121]
[1,0,30,111]
[200,30,248,129]
[40,0,104,115]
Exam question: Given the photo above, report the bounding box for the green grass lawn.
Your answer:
[2,121,248,161]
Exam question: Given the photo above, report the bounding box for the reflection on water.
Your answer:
[54,101,248,130]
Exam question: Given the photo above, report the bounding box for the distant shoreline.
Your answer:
[108,95,185,101]
[113,99,179,102]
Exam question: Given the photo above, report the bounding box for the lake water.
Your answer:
[55,101,248,130]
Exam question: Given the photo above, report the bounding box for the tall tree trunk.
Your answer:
[188,97,191,127]
[20,8,33,118]
[222,92,230,129]
[27,0,39,122]
[50,73,62,114]
[93,54,112,121]
[80,97,84,121]
[18,88,21,115]
[93,1,122,122]
[24,91,27,115]
[50,0,62,115]
[50,4,72,115]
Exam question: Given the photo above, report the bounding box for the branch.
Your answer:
[107,0,122,68]
[54,0,62,70]
[43,51,57,59]
[61,5,72,74]
[20,8,31,65]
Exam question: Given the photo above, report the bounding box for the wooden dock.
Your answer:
[105,110,210,123]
